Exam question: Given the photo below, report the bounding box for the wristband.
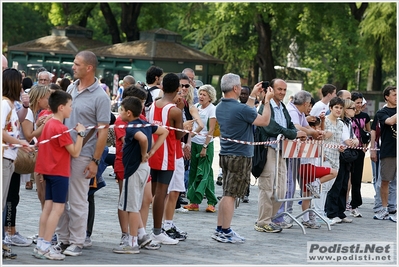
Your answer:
[249,95,256,100]
[23,104,29,109]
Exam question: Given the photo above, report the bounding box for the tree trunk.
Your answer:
[349,3,368,22]
[372,49,383,91]
[120,3,142,42]
[254,13,275,82]
[77,4,97,28]
[100,3,121,44]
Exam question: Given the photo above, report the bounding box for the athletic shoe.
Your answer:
[216,175,223,186]
[150,232,179,245]
[346,201,352,211]
[2,243,17,260]
[302,220,321,229]
[306,183,320,198]
[178,197,188,205]
[254,222,282,233]
[53,242,69,253]
[206,205,216,213]
[138,234,152,249]
[389,213,397,223]
[330,217,342,224]
[51,233,58,245]
[275,221,293,229]
[242,196,249,203]
[211,228,223,240]
[373,209,389,220]
[37,245,66,260]
[175,207,188,213]
[63,244,83,256]
[183,203,199,211]
[144,241,161,250]
[8,232,32,247]
[350,208,362,218]
[341,217,353,223]
[216,230,245,243]
[31,234,38,244]
[120,232,129,245]
[83,236,92,248]
[164,227,187,241]
[112,244,139,254]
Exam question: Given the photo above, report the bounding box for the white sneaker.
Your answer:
[83,236,92,248]
[38,245,66,260]
[175,207,188,213]
[8,232,32,247]
[150,232,179,245]
[389,213,397,223]
[350,208,362,217]
[331,217,342,224]
[119,233,129,245]
[341,217,353,223]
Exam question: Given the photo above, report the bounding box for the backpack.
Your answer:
[144,86,158,108]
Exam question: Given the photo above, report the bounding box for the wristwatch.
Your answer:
[77,131,86,138]
[203,144,208,149]
[91,157,100,166]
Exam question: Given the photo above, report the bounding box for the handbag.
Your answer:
[251,127,268,178]
[340,124,358,163]
[353,118,371,144]
[14,149,37,174]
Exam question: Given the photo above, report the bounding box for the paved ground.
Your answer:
[3,138,397,266]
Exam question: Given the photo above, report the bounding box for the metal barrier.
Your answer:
[272,134,332,234]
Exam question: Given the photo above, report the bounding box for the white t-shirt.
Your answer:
[19,108,36,141]
[310,101,329,117]
[192,103,216,145]
[2,99,20,160]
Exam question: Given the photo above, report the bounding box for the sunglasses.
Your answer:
[348,107,356,110]
[180,84,190,88]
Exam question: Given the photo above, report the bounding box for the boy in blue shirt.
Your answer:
[113,96,168,254]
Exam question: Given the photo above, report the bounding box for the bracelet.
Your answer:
[23,104,29,109]
[249,95,256,100]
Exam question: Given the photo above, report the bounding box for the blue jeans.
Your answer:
[372,151,396,212]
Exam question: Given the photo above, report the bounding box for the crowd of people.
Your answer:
[2,50,397,260]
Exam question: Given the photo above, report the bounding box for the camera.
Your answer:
[262,81,269,89]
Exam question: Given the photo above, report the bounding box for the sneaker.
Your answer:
[113,244,140,254]
[341,217,353,223]
[31,234,39,244]
[120,232,129,245]
[206,205,216,213]
[315,217,337,226]
[2,243,17,260]
[179,197,188,205]
[302,220,321,229]
[346,202,352,211]
[389,213,397,223]
[83,236,92,248]
[275,221,293,229]
[38,245,66,260]
[389,210,397,215]
[330,217,342,224]
[216,175,223,186]
[175,207,188,213]
[242,196,249,203]
[183,203,199,211]
[144,241,161,250]
[151,232,179,245]
[306,183,320,198]
[8,232,32,247]
[216,230,245,243]
[350,208,362,218]
[63,244,83,256]
[254,222,282,233]
[373,209,389,220]
[164,227,187,241]
[211,228,223,240]
[53,242,69,253]
[51,233,58,245]
[138,234,152,249]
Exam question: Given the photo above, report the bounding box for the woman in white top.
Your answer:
[184,85,218,212]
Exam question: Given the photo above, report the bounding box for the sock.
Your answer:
[303,213,309,222]
[138,228,146,239]
[153,228,162,235]
[216,226,222,231]
[132,236,138,247]
[163,220,173,231]
[128,235,133,247]
[37,237,44,248]
[222,228,231,234]
[40,240,51,251]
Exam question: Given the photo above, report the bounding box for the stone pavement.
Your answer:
[3,138,397,265]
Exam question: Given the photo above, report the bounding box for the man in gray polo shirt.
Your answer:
[57,50,110,256]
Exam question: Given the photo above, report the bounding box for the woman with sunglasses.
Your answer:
[347,92,371,218]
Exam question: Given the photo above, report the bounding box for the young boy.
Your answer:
[113,96,168,254]
[33,90,86,260]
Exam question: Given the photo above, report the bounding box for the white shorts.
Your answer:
[118,162,150,212]
[167,157,185,193]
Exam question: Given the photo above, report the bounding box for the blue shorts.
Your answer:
[44,175,69,203]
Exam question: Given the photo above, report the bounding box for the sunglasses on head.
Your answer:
[180,84,190,88]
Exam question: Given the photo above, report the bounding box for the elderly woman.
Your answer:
[184,85,218,212]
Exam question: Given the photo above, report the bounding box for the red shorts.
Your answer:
[299,164,331,192]
[115,171,151,183]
